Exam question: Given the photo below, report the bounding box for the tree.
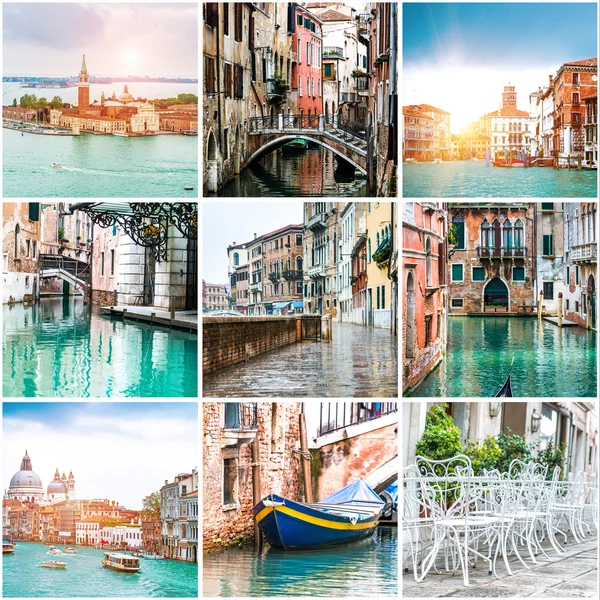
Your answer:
[141,491,161,520]
[36,97,48,110]
[20,94,38,109]
[50,96,63,109]
[12,98,17,107]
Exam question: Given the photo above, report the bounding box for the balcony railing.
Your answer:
[571,242,597,263]
[307,264,325,278]
[318,402,398,436]
[340,92,358,104]
[266,79,287,99]
[268,272,280,282]
[477,246,527,259]
[249,280,262,291]
[282,270,303,281]
[307,212,327,231]
[323,46,344,59]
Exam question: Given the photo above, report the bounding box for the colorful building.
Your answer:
[403,106,434,161]
[203,282,229,312]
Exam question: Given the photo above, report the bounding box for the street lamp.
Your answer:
[531,409,542,433]
[489,402,502,418]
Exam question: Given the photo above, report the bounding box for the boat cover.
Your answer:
[384,480,398,503]
[318,480,384,506]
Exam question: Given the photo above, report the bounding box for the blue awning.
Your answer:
[291,301,303,309]
[272,302,288,309]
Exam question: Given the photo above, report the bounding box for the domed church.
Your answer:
[48,468,76,503]
[6,450,45,504]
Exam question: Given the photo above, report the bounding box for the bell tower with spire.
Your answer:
[78,54,90,110]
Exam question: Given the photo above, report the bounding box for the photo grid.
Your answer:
[2,1,599,600]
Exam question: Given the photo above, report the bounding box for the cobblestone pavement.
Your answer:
[403,528,598,598]
[203,322,398,397]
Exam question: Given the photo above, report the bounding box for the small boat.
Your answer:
[48,548,63,555]
[282,138,308,152]
[184,185,194,190]
[41,561,67,569]
[63,547,77,554]
[2,544,15,554]
[102,552,141,573]
[51,163,62,168]
[495,357,515,397]
[433,158,443,163]
[181,130,198,136]
[112,131,128,137]
[142,553,164,560]
[252,480,384,550]
[43,543,54,548]
[472,157,479,161]
[405,157,417,163]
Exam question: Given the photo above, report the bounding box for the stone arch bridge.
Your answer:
[247,114,371,176]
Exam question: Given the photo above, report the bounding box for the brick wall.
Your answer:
[92,289,117,306]
[203,316,299,375]
[203,402,300,553]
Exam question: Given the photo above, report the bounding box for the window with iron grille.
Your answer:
[204,3,218,28]
[234,65,243,99]
[234,4,243,42]
[204,56,215,94]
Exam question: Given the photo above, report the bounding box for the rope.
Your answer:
[293,449,312,461]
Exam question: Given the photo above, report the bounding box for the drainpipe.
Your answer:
[389,2,397,164]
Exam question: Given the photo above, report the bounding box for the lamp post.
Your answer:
[531,408,542,433]
[489,401,502,418]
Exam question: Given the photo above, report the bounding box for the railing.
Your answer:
[40,254,91,284]
[282,270,303,280]
[268,271,280,282]
[307,264,325,278]
[249,280,262,291]
[319,402,398,436]
[340,92,358,104]
[585,116,598,125]
[571,242,597,262]
[307,212,327,231]
[267,80,287,98]
[477,246,527,259]
[324,114,366,141]
[323,46,344,59]
[223,402,258,430]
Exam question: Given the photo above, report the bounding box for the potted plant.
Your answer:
[58,226,65,242]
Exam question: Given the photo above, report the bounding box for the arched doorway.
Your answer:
[483,277,509,311]
[406,271,415,358]
[588,274,596,329]
[206,130,218,192]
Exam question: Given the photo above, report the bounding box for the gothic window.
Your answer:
[14,225,20,259]
[502,219,513,249]
[514,219,524,248]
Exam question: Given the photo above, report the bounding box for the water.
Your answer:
[2,542,198,598]
[203,526,397,597]
[215,146,368,197]
[406,317,597,397]
[403,161,598,198]
[3,128,198,198]
[3,297,198,398]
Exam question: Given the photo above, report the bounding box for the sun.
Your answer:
[122,50,139,69]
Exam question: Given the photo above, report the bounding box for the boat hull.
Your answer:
[253,495,379,550]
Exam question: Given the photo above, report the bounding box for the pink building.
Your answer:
[293,5,323,122]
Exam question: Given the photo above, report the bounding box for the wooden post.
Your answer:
[558,292,563,328]
[251,436,262,551]
[537,290,544,320]
[577,155,582,171]
[299,413,313,503]
[568,154,571,171]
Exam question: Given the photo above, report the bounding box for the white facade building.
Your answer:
[76,520,101,546]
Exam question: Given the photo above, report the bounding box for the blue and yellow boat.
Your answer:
[252,480,384,550]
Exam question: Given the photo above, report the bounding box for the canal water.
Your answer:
[2,128,198,198]
[403,161,598,198]
[214,146,368,197]
[2,542,198,598]
[2,297,198,398]
[203,526,397,597]
[406,317,597,398]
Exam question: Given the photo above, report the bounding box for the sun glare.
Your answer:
[123,50,139,69]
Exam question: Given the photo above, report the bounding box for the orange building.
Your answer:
[78,54,90,109]
[402,202,448,395]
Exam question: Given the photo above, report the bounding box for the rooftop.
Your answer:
[413,104,451,115]
[262,223,304,240]
[482,106,531,118]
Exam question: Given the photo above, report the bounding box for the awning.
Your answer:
[272,302,288,310]
[291,301,303,309]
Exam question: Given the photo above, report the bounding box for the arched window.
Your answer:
[502,219,513,250]
[233,252,239,266]
[296,256,303,271]
[14,225,20,259]
[514,219,524,248]
[376,232,380,248]
[481,218,491,249]
[491,218,501,250]
[425,237,433,288]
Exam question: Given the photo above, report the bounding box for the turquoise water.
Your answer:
[203,527,398,597]
[2,543,198,598]
[403,161,598,198]
[2,297,198,398]
[406,317,597,397]
[3,128,198,198]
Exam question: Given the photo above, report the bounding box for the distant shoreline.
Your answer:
[3,77,198,85]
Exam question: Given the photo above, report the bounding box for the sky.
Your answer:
[3,403,198,509]
[3,2,198,77]
[203,202,305,284]
[403,2,598,132]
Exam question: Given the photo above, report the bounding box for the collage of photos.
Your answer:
[2,1,599,600]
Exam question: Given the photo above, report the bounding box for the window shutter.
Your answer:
[28,202,40,221]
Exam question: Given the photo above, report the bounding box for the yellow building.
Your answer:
[366,202,393,328]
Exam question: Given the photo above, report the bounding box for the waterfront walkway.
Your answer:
[100,305,197,331]
[203,321,398,397]
[404,524,598,598]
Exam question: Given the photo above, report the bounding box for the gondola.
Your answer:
[495,357,514,397]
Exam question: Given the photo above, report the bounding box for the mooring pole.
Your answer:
[557,292,563,328]
[299,413,313,503]
[537,290,544,321]
[251,435,262,551]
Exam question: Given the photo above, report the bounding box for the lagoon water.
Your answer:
[203,526,397,597]
[2,297,198,398]
[2,542,198,598]
[403,161,598,198]
[406,317,597,398]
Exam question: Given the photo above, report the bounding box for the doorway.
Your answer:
[483,277,509,311]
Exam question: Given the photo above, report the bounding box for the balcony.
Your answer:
[282,269,303,281]
[266,79,287,100]
[268,272,280,283]
[221,402,258,448]
[249,280,262,291]
[323,46,344,59]
[477,246,527,259]
[307,212,327,231]
[340,92,358,104]
[571,242,597,263]
[307,264,325,279]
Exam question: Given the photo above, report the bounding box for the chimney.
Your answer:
[254,233,257,239]
[549,75,553,88]
[165,480,168,485]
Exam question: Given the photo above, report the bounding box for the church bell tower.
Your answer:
[78,54,90,110]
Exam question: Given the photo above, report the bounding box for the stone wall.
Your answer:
[92,289,118,306]
[154,226,189,311]
[203,316,299,375]
[203,402,300,553]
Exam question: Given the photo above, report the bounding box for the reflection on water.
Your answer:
[3,297,198,397]
[203,526,397,597]
[215,146,369,197]
[406,317,597,397]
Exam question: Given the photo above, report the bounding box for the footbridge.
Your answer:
[40,254,91,296]
[247,114,372,175]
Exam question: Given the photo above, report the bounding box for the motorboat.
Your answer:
[43,543,54,547]
[51,163,62,168]
[181,130,198,136]
[48,548,64,555]
[102,552,141,573]
[184,186,194,190]
[472,157,479,161]
[142,552,164,560]
[41,561,67,569]
[63,547,77,554]
[379,480,398,526]
[112,131,128,137]
[433,158,443,163]
[2,543,15,554]
[405,157,417,163]
[252,480,384,550]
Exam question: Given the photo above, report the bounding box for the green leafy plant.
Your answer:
[448,223,459,245]
[495,429,533,473]
[58,226,65,241]
[463,435,501,475]
[533,440,567,479]
[416,404,463,461]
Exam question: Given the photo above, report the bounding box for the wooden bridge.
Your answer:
[39,254,91,297]
[247,114,372,175]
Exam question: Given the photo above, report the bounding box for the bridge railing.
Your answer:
[323,114,367,141]
[40,254,91,284]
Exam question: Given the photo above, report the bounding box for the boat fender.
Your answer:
[263,500,285,507]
